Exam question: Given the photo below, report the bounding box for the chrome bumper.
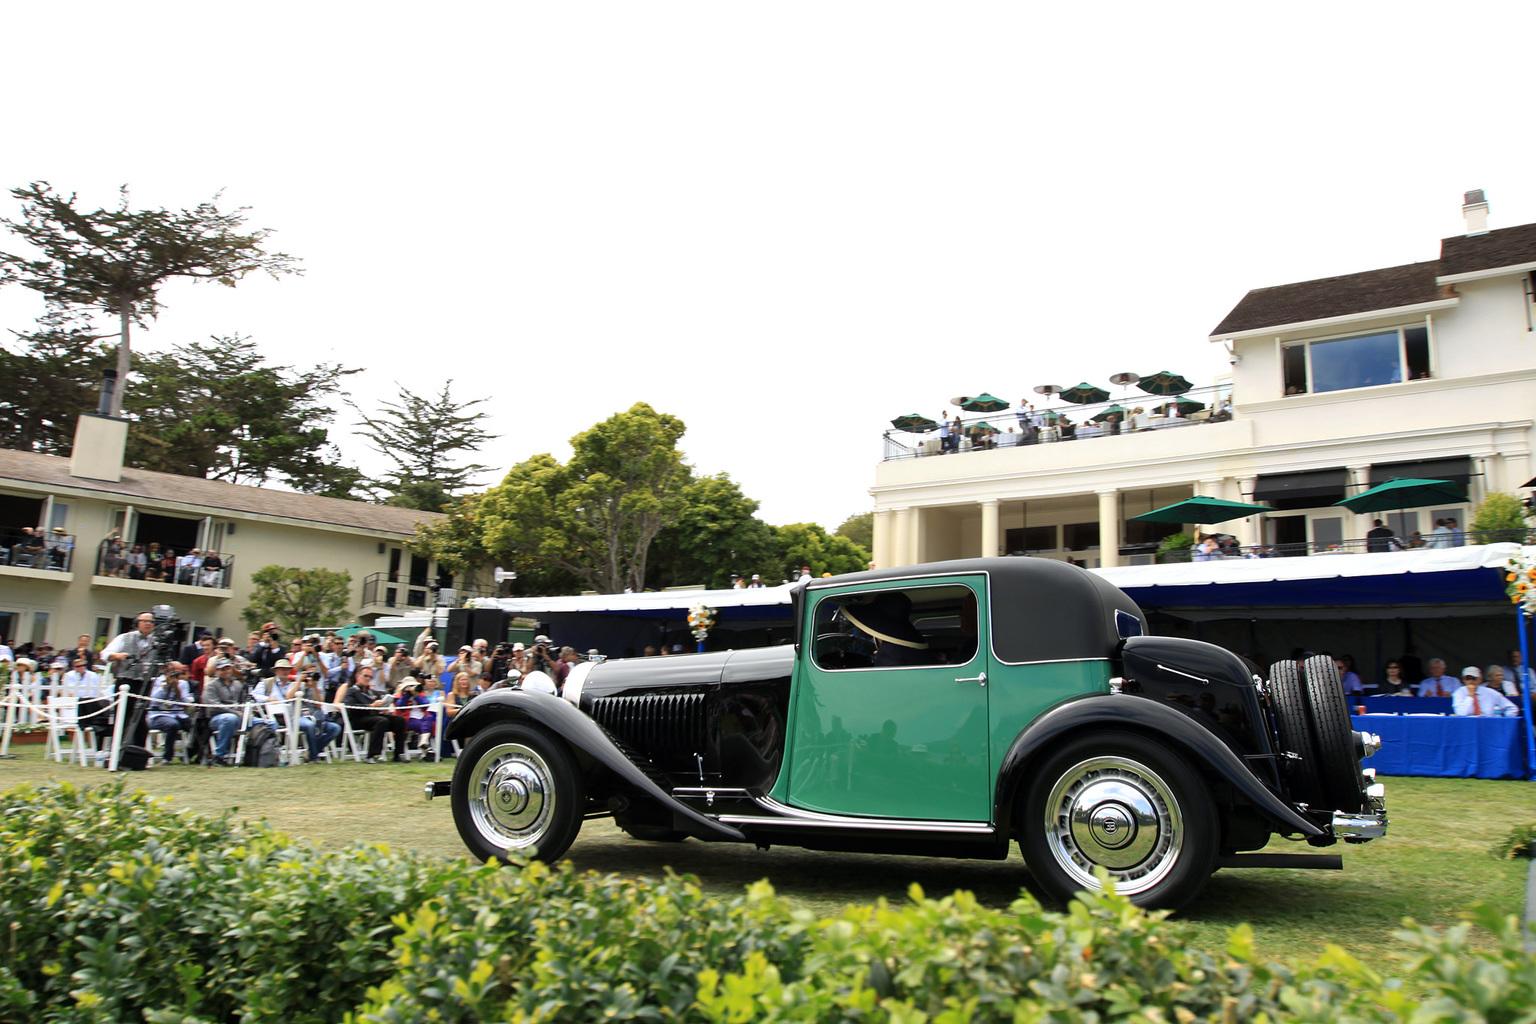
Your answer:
[1332,773,1387,841]
[423,780,451,801]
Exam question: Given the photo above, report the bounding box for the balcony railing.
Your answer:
[95,543,234,589]
[361,572,497,610]
[882,383,1234,461]
[1156,528,1532,562]
[0,527,76,572]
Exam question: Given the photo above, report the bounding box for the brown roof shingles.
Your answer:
[1438,222,1536,277]
[0,448,442,537]
[1210,262,1452,337]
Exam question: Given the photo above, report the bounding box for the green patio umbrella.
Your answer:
[1040,409,1062,421]
[1334,477,1467,514]
[890,414,939,432]
[1138,371,1194,396]
[1059,382,1110,405]
[969,421,999,433]
[1132,495,1272,524]
[1155,397,1205,415]
[959,393,1009,413]
[1091,404,1128,423]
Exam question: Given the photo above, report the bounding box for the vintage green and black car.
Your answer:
[429,557,1386,909]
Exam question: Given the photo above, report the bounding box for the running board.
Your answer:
[717,794,994,835]
[1217,853,1342,870]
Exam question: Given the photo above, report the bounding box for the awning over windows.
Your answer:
[1251,468,1347,503]
[1369,456,1473,489]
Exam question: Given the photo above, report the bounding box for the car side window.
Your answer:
[812,584,979,670]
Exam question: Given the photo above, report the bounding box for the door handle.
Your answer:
[955,672,987,686]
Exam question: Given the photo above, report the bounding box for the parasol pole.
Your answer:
[1521,606,1536,780]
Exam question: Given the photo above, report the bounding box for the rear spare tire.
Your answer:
[1300,655,1366,813]
[1267,660,1324,807]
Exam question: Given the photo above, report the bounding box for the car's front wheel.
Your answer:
[1021,731,1217,911]
[451,721,583,862]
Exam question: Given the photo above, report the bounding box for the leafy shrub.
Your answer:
[4,781,1536,1023]
[1156,532,1194,563]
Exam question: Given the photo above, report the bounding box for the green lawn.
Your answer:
[2,745,1529,974]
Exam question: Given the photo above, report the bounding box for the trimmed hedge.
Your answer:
[1,781,1533,1023]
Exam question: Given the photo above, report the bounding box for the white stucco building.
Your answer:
[871,191,1536,569]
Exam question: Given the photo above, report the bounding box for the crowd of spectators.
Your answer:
[2,527,75,571]
[95,534,230,587]
[1319,649,1530,717]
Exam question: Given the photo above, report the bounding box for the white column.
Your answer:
[1234,476,1260,548]
[980,500,1000,559]
[872,510,893,570]
[1097,489,1120,568]
[1345,465,1371,544]
[894,507,915,568]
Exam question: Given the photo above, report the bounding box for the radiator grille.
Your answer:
[589,692,708,759]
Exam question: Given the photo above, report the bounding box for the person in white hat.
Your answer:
[747,574,765,589]
[1452,666,1516,717]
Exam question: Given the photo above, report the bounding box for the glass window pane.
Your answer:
[1310,332,1401,393]
[31,611,50,647]
[1282,345,1308,394]
[1063,522,1100,550]
[1312,517,1343,550]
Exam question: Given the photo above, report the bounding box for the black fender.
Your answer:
[447,690,744,842]
[993,694,1323,838]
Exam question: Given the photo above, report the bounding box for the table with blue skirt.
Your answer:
[1351,712,1531,779]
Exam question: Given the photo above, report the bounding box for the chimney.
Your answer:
[1462,189,1489,235]
[70,371,129,482]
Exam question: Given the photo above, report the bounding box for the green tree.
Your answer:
[0,182,301,416]
[125,334,361,494]
[0,312,114,454]
[768,522,872,580]
[242,565,353,637]
[352,383,495,512]
[1471,491,1530,543]
[646,472,779,590]
[422,404,689,594]
[835,511,874,551]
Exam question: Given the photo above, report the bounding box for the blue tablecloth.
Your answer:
[1362,696,1452,715]
[1352,714,1530,779]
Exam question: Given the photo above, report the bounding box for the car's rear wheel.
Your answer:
[452,721,583,862]
[1021,731,1217,911]
[1268,660,1325,807]
[1300,655,1367,813]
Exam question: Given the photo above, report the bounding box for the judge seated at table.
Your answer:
[1452,667,1517,717]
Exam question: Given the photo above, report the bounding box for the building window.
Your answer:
[1062,522,1101,551]
[1282,325,1430,395]
[1005,525,1057,554]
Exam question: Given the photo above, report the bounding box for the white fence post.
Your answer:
[107,684,130,771]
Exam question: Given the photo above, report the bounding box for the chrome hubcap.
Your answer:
[469,743,554,850]
[1044,755,1182,894]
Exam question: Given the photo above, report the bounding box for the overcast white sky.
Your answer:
[3,2,1533,530]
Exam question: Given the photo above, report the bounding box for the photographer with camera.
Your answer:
[413,628,447,679]
[103,610,167,751]
[287,669,342,762]
[385,644,415,688]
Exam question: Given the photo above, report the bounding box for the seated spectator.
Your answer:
[63,655,112,748]
[443,671,482,722]
[126,543,148,580]
[1452,667,1516,716]
[1335,655,1363,696]
[200,658,247,766]
[287,670,341,762]
[395,672,443,760]
[1416,658,1458,697]
[1498,650,1531,699]
[251,659,296,721]
[336,665,408,763]
[144,562,166,583]
[1374,659,1412,695]
[200,550,224,587]
[148,665,194,764]
[176,548,202,586]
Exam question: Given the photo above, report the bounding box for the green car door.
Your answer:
[782,577,993,821]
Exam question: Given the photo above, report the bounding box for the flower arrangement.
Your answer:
[1504,551,1536,615]
[687,603,717,642]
